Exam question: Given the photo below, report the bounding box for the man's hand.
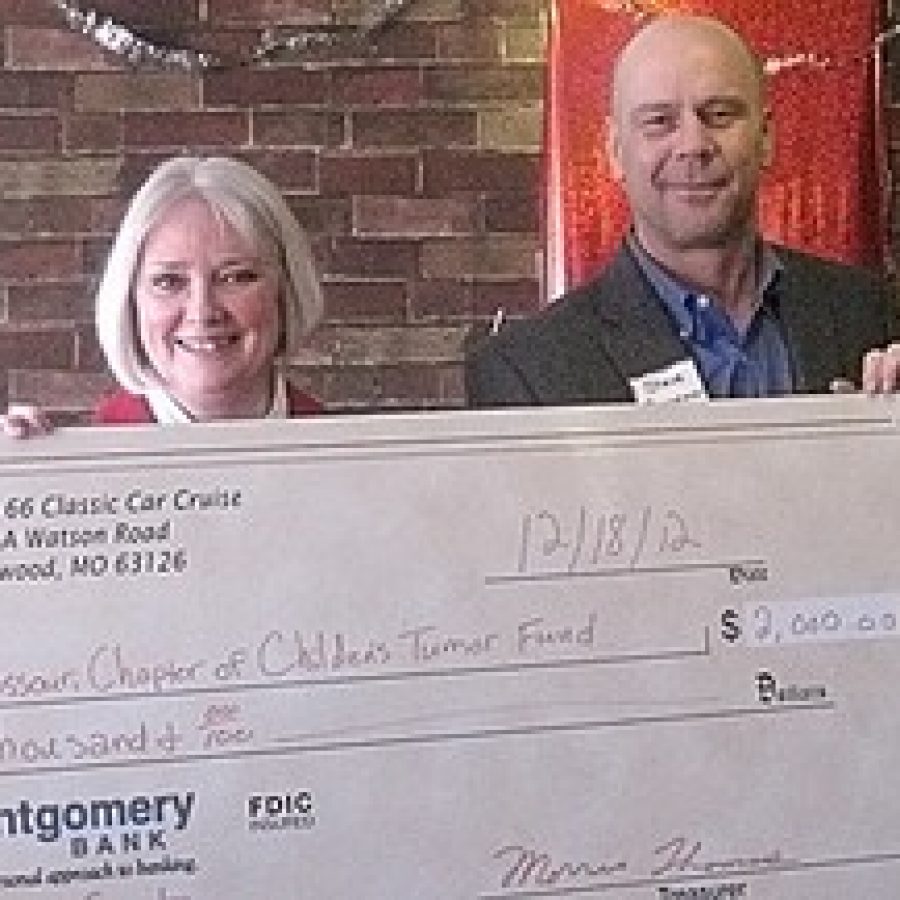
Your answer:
[0,405,54,438]
[862,344,900,394]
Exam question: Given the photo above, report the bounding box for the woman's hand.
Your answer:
[0,405,54,438]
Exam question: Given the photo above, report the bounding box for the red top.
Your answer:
[91,385,323,424]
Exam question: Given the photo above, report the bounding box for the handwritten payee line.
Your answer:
[0,700,833,781]
[486,559,767,586]
[0,632,710,714]
[478,848,900,897]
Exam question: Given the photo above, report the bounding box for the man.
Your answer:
[466,15,899,406]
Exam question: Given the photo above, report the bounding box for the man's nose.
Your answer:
[674,111,716,159]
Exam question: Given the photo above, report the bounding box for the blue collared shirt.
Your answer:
[628,237,796,398]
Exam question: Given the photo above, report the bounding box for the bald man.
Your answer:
[466,15,899,406]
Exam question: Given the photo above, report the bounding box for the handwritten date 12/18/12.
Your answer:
[516,506,700,574]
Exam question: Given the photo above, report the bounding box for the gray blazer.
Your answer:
[465,242,895,406]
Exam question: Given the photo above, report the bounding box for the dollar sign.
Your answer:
[720,608,741,643]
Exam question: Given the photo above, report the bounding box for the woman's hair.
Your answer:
[95,155,323,394]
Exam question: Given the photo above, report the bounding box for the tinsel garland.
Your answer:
[594,0,900,73]
[764,23,900,74]
[51,0,419,71]
[54,0,900,74]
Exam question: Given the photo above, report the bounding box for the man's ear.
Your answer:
[606,114,625,183]
[760,107,774,169]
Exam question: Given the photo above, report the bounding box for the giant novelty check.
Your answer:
[0,396,899,899]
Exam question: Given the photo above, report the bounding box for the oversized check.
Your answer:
[0,396,898,899]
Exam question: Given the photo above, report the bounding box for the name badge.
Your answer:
[630,359,708,405]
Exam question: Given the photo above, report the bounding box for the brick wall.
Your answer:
[0,0,545,415]
[0,2,894,415]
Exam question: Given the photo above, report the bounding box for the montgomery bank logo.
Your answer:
[0,791,194,854]
[247,791,315,833]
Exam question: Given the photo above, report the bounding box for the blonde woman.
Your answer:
[3,155,323,434]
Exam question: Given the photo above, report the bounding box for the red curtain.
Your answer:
[545,0,884,296]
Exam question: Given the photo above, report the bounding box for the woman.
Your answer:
[2,155,323,434]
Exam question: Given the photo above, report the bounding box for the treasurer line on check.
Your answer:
[465,14,900,406]
[2,154,325,436]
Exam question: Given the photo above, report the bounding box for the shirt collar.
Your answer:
[626,232,783,340]
[145,370,288,424]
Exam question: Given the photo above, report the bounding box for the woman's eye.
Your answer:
[219,268,260,286]
[150,273,187,293]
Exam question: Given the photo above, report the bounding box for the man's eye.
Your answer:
[639,115,674,135]
[702,105,741,127]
